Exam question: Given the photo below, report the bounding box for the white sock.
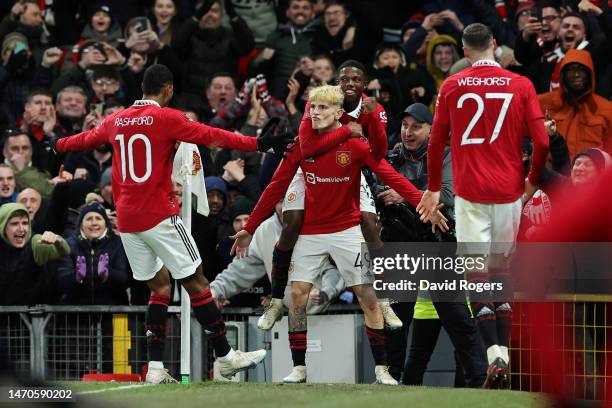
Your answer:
[500,346,509,363]
[486,345,502,365]
[218,348,235,361]
[149,361,164,369]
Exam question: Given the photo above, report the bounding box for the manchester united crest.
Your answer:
[336,151,351,167]
[192,151,202,175]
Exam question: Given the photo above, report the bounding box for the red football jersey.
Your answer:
[428,60,549,204]
[244,126,421,235]
[56,100,258,232]
[299,94,388,160]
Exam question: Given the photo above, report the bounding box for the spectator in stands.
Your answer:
[190,176,229,282]
[401,13,439,64]
[217,196,255,270]
[55,86,87,137]
[16,186,44,234]
[78,3,122,47]
[55,201,131,305]
[2,129,53,198]
[210,200,344,310]
[311,1,380,68]
[227,0,277,47]
[172,0,254,106]
[148,0,181,47]
[121,16,182,92]
[538,49,612,158]
[286,54,336,120]
[0,0,45,63]
[88,64,137,107]
[460,0,520,48]
[0,33,59,125]
[368,43,433,134]
[0,202,70,305]
[195,72,237,124]
[252,0,316,99]
[98,167,114,210]
[423,34,460,111]
[0,164,17,205]
[62,130,112,186]
[51,40,127,96]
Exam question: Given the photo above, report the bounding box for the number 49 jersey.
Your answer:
[430,60,546,204]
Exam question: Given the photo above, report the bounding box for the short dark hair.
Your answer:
[142,64,173,95]
[90,64,120,81]
[338,59,367,77]
[462,23,493,52]
[26,88,53,104]
[562,12,586,27]
[206,72,236,90]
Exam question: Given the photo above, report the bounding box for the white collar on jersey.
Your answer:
[346,97,362,118]
[133,99,161,107]
[472,59,501,68]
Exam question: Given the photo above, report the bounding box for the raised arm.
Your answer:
[243,148,302,235]
[298,100,353,157]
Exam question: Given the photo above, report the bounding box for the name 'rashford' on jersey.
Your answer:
[56,100,258,232]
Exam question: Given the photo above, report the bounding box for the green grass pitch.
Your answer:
[62,381,551,408]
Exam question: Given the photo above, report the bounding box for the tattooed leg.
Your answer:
[288,281,312,366]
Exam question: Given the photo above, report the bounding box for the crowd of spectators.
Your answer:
[0,0,610,316]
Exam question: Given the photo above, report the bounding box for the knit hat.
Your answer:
[229,196,255,221]
[400,13,424,39]
[90,2,112,21]
[515,1,536,19]
[77,201,111,233]
[572,148,612,173]
[204,176,227,200]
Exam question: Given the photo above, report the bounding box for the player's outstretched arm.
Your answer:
[53,123,109,153]
[298,100,355,158]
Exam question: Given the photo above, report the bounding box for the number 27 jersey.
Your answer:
[433,61,544,203]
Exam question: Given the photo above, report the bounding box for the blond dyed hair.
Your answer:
[308,85,344,107]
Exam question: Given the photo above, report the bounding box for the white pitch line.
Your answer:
[78,383,154,395]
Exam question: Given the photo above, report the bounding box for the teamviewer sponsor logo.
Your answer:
[305,172,350,184]
[306,172,316,184]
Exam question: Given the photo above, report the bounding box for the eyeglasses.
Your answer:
[93,79,118,87]
[542,15,560,22]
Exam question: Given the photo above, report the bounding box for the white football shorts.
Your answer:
[120,215,201,281]
[455,196,522,256]
[289,226,372,288]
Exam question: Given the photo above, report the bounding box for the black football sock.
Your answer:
[190,289,231,357]
[145,293,169,362]
[366,326,387,365]
[271,244,293,299]
[289,330,307,366]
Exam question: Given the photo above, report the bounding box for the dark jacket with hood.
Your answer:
[0,203,70,305]
[55,203,130,305]
[538,49,612,158]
